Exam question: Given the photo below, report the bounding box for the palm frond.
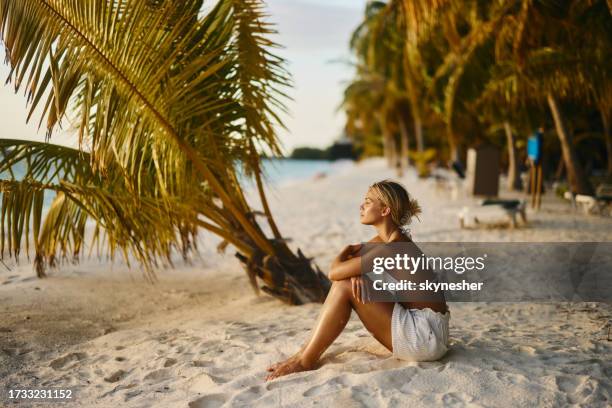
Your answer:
[0,1,290,253]
[0,139,92,183]
[0,139,249,278]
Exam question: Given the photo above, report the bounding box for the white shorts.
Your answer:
[391,303,450,362]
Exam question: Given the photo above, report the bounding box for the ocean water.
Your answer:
[256,158,348,186]
[1,159,351,210]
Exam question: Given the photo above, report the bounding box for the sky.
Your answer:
[0,0,366,155]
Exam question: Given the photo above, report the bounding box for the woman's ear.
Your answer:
[381,206,391,217]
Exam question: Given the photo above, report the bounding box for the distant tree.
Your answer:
[290,147,328,160]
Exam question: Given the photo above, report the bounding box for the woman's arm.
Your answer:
[328,235,382,281]
[328,250,362,281]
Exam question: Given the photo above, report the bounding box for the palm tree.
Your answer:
[352,0,454,176]
[341,75,393,165]
[490,0,610,194]
[0,0,330,304]
[503,122,523,191]
[434,0,609,194]
[341,79,385,158]
[349,0,611,186]
[346,0,413,176]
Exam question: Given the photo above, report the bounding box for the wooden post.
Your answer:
[535,164,543,209]
[530,160,537,208]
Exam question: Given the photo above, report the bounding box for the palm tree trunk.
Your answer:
[398,115,410,175]
[235,240,330,305]
[385,132,396,168]
[504,122,522,191]
[390,134,401,177]
[601,108,612,177]
[449,138,460,164]
[555,158,565,181]
[547,94,594,195]
[378,112,394,168]
[414,116,424,153]
[401,47,424,154]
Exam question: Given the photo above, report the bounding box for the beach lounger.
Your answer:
[563,185,612,215]
[596,184,612,210]
[458,199,527,228]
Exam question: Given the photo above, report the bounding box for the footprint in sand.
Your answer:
[494,370,523,385]
[143,368,171,383]
[555,375,582,394]
[2,347,33,356]
[441,392,474,406]
[197,340,218,351]
[49,352,87,370]
[266,372,317,390]
[125,389,143,401]
[303,375,348,397]
[555,375,604,404]
[104,369,128,383]
[230,385,265,405]
[188,393,226,408]
[193,360,213,368]
[349,385,380,406]
[188,372,229,393]
[164,358,177,367]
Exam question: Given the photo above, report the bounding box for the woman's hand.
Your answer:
[328,243,363,281]
[340,243,362,261]
[351,276,365,303]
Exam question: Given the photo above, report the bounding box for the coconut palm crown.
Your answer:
[0,0,330,304]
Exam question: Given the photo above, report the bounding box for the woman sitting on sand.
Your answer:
[265,179,449,381]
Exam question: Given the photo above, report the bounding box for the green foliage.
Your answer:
[0,1,332,304]
[343,0,611,176]
[290,147,328,160]
[409,148,438,178]
[0,0,289,276]
[290,144,358,161]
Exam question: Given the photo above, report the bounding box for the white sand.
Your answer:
[1,158,611,407]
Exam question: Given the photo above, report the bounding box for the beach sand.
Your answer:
[1,158,611,407]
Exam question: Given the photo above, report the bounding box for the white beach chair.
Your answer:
[564,187,612,215]
[458,199,527,229]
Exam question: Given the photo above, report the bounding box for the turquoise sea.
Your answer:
[1,158,350,210]
[257,158,343,185]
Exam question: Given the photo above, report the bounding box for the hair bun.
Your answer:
[399,213,411,226]
[401,197,422,225]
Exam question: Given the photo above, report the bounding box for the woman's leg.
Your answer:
[265,279,394,380]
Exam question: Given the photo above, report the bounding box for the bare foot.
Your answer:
[266,351,301,372]
[266,357,291,372]
[265,358,312,381]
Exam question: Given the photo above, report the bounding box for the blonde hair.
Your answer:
[368,179,421,227]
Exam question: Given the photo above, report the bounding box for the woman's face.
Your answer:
[359,189,388,225]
